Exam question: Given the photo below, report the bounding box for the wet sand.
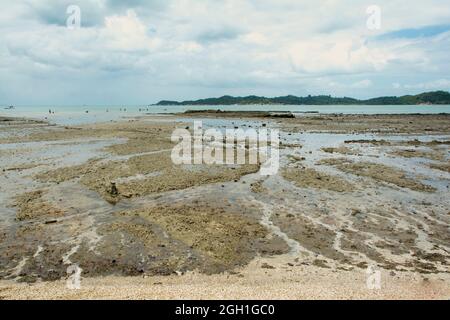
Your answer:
[0,113,449,299]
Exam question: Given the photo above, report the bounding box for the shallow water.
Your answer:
[2,104,450,125]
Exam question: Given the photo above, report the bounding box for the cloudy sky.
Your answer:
[1,0,450,105]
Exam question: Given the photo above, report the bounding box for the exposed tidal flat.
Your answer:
[0,112,449,299]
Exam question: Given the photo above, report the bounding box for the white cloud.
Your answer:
[0,0,449,104]
[287,37,391,74]
[239,32,268,45]
[327,79,373,90]
[351,79,373,88]
[402,79,450,90]
[102,10,162,51]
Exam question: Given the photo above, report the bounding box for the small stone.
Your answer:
[109,182,118,196]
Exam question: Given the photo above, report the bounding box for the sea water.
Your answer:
[1,104,449,125]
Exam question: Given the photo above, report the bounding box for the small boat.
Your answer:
[4,105,15,110]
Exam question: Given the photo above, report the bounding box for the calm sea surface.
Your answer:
[1,104,449,125]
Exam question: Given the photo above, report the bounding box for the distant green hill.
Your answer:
[155,91,450,106]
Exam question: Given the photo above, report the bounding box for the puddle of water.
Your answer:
[0,137,124,222]
[280,131,450,192]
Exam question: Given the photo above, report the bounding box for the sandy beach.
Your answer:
[0,113,449,299]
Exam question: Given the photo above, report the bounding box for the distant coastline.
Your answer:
[154,90,450,106]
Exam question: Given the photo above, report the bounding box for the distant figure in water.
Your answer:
[49,109,51,114]
[85,110,89,113]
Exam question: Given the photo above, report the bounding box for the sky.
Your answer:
[1,0,450,105]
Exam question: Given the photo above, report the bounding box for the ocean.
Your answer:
[1,104,450,125]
